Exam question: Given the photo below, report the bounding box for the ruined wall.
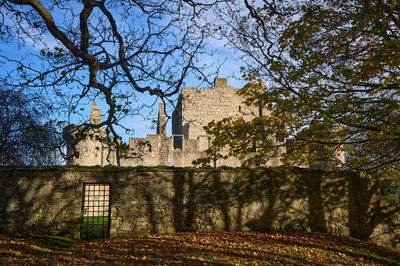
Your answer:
[167,77,280,167]
[65,78,284,167]
[0,168,398,249]
[65,79,343,168]
[174,78,262,140]
[64,127,117,167]
[123,136,207,167]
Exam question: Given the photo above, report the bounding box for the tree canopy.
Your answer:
[0,88,60,165]
[200,0,400,173]
[0,0,218,164]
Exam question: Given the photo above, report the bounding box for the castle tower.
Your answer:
[90,101,102,125]
[157,102,166,137]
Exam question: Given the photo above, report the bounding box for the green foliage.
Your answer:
[378,165,400,206]
[206,0,400,175]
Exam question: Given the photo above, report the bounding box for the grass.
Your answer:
[0,232,399,265]
[82,216,109,240]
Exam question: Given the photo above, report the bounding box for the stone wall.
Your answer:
[0,168,398,249]
[173,78,264,140]
[123,136,208,167]
[66,78,279,168]
[65,78,342,168]
[64,126,118,167]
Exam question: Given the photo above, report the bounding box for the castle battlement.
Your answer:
[182,78,236,97]
[64,77,344,168]
[64,77,264,167]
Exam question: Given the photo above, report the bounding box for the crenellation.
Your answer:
[181,86,196,96]
[65,77,345,168]
[214,77,227,88]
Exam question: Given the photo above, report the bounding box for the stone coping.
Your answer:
[0,166,355,174]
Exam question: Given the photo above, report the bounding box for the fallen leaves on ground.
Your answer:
[0,232,399,265]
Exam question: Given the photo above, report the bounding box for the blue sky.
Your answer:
[108,37,245,141]
[0,2,246,142]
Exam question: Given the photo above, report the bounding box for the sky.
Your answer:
[111,39,245,141]
[0,1,247,142]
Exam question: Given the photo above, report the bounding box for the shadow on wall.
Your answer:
[168,170,332,233]
[0,170,82,238]
[348,176,400,244]
[165,170,400,249]
[0,168,399,249]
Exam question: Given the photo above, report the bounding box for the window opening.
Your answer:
[173,135,183,149]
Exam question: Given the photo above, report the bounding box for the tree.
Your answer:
[0,87,61,166]
[0,0,218,165]
[201,0,400,172]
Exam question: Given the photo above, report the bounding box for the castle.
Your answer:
[64,78,343,168]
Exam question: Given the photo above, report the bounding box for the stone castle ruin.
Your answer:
[64,78,343,167]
